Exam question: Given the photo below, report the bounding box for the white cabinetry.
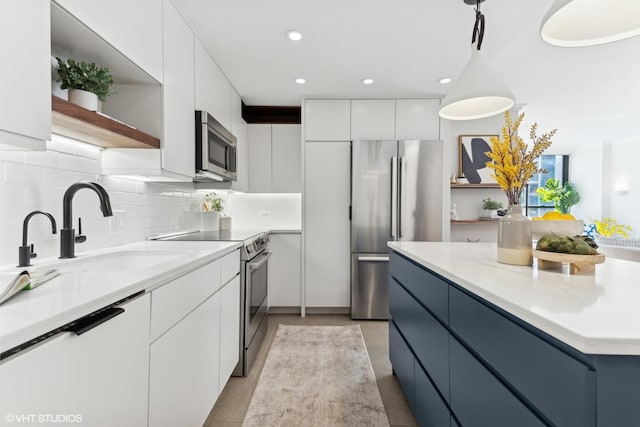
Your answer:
[231,90,249,192]
[272,125,302,193]
[269,233,302,308]
[195,39,232,131]
[148,250,240,426]
[53,0,163,82]
[0,0,49,150]
[304,142,351,308]
[162,0,195,179]
[304,99,351,141]
[351,99,396,140]
[395,99,441,140]
[0,293,151,426]
[149,291,221,427]
[248,124,272,193]
[248,124,302,193]
[219,276,240,390]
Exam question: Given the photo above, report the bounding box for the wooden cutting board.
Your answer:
[533,249,605,275]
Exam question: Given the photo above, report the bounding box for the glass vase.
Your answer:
[497,205,532,266]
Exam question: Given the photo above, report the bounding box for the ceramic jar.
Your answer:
[497,205,532,266]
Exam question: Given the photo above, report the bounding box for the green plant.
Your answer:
[55,57,114,101]
[202,192,223,213]
[481,197,504,210]
[536,178,580,214]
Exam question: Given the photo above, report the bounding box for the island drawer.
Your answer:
[415,363,451,427]
[389,277,414,338]
[449,286,595,427]
[390,252,448,323]
[390,320,415,411]
[450,337,545,427]
[413,301,450,401]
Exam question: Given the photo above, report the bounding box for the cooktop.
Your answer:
[154,230,264,244]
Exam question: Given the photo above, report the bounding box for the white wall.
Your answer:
[0,136,201,267]
[571,140,639,234]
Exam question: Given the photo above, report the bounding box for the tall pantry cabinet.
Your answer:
[302,98,442,311]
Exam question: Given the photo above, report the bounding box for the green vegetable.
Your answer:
[536,233,597,255]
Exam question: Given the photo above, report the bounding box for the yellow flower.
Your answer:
[485,111,556,205]
[593,218,632,238]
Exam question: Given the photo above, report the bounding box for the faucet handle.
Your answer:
[74,217,87,244]
[30,244,37,259]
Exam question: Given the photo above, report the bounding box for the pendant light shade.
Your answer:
[439,49,515,121]
[541,0,640,47]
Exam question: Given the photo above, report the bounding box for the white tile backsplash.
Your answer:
[0,146,201,267]
[222,193,301,229]
[0,141,302,266]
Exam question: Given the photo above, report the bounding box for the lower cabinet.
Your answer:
[415,363,451,427]
[0,293,151,427]
[219,276,240,392]
[149,252,240,427]
[450,338,544,427]
[149,291,221,427]
[268,233,301,308]
[389,250,603,427]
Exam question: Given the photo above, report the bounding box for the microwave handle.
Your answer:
[200,123,210,170]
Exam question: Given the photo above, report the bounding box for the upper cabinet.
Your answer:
[395,99,440,140]
[0,0,50,150]
[248,124,302,193]
[351,100,396,140]
[53,0,163,82]
[195,39,232,131]
[305,99,351,141]
[161,0,195,179]
[231,90,248,192]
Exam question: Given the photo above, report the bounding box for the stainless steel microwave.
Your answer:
[195,111,237,181]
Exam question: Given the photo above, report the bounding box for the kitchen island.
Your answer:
[388,241,640,427]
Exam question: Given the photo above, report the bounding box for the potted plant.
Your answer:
[201,192,224,231]
[55,57,114,111]
[536,178,581,214]
[481,197,504,218]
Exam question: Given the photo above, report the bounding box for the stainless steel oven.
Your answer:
[234,234,271,376]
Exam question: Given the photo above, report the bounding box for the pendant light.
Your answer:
[541,0,640,47]
[439,0,515,121]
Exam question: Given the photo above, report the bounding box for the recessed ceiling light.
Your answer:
[362,78,374,85]
[295,78,306,84]
[286,30,303,41]
[438,77,452,84]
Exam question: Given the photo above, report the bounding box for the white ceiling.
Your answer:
[173,0,640,150]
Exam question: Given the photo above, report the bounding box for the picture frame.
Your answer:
[458,135,498,184]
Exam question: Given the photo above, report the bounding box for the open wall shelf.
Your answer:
[52,96,160,149]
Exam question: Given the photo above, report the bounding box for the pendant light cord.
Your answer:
[472,0,485,50]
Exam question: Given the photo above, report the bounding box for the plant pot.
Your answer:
[201,211,220,232]
[68,89,101,112]
[219,216,232,231]
[483,209,499,219]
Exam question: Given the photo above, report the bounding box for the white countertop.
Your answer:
[388,242,640,355]
[0,240,240,354]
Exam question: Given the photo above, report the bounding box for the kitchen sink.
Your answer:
[51,250,186,273]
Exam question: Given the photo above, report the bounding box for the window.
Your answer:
[522,155,569,217]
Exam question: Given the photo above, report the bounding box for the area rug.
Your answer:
[242,324,390,427]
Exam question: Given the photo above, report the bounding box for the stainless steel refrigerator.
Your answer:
[351,139,443,319]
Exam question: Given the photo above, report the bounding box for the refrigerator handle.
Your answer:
[390,156,398,239]
[399,156,406,238]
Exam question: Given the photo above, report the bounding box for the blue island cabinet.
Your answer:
[389,250,640,427]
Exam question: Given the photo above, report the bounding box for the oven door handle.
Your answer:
[248,251,272,270]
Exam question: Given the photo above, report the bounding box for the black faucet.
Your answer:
[18,211,57,268]
[60,182,113,259]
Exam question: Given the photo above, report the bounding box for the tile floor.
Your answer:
[204,314,417,427]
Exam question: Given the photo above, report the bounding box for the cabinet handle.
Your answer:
[357,256,389,262]
[63,307,125,336]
